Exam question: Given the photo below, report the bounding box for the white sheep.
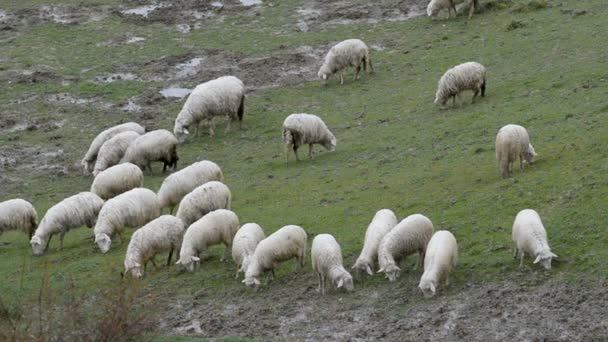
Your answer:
[0,199,38,240]
[175,181,231,227]
[157,160,224,214]
[318,39,373,85]
[94,188,160,253]
[124,215,185,279]
[92,131,141,176]
[176,209,240,272]
[243,225,307,288]
[173,76,245,143]
[512,209,557,270]
[352,209,398,276]
[120,129,179,174]
[377,214,434,282]
[282,113,337,161]
[90,163,144,200]
[30,192,105,256]
[418,230,458,297]
[81,122,145,173]
[495,124,537,179]
[434,61,487,108]
[232,222,265,279]
[427,0,479,19]
[312,234,354,295]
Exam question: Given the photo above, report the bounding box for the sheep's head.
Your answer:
[524,143,537,164]
[173,121,189,144]
[125,262,144,279]
[243,275,261,289]
[323,135,337,152]
[336,273,354,292]
[95,233,112,253]
[378,264,401,282]
[534,251,557,270]
[352,261,374,276]
[418,278,437,298]
[30,236,46,256]
[175,255,200,272]
[427,2,440,17]
[318,66,331,85]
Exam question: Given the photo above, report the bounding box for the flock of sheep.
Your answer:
[0,6,558,297]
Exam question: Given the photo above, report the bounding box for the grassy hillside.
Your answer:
[1,0,607,339]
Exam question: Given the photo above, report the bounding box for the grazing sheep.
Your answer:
[312,234,354,295]
[124,215,185,279]
[176,209,240,272]
[243,225,307,288]
[352,209,398,276]
[92,131,141,176]
[377,214,434,282]
[495,124,537,179]
[120,129,179,174]
[0,199,38,240]
[157,160,224,214]
[90,163,144,200]
[175,181,231,227]
[94,188,160,253]
[173,76,245,142]
[232,223,265,279]
[30,192,104,256]
[81,122,145,173]
[427,0,480,19]
[434,61,487,108]
[282,113,337,162]
[418,230,458,297]
[512,209,557,270]
[318,39,373,85]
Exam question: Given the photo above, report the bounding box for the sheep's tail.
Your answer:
[282,127,293,146]
[237,95,245,124]
[366,50,374,74]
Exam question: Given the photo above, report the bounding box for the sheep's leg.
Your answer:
[321,275,326,296]
[150,257,158,268]
[147,162,153,175]
[519,251,525,268]
[221,244,230,262]
[417,251,425,270]
[519,154,525,170]
[293,145,300,161]
[472,89,479,103]
[354,65,361,80]
[468,1,475,19]
[451,95,456,107]
[235,266,241,279]
[513,246,519,259]
[117,232,124,245]
[46,234,53,252]
[284,144,291,163]
[340,72,344,85]
[225,119,232,133]
[167,248,173,266]
[317,273,323,294]
[308,144,314,159]
[59,232,65,250]
[208,121,215,137]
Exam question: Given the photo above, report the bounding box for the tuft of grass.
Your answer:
[511,0,550,13]
[506,19,527,31]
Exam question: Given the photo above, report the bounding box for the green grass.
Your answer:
[1,0,608,337]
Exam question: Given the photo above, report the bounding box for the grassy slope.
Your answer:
[1,0,607,330]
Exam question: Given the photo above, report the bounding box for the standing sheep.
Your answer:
[232,223,265,279]
[495,124,537,179]
[352,209,398,276]
[157,160,224,214]
[90,163,144,200]
[243,225,307,288]
[0,199,38,240]
[30,192,104,256]
[312,234,354,295]
[81,122,145,173]
[94,188,160,253]
[173,76,245,143]
[175,181,231,227]
[418,230,458,297]
[318,39,373,85]
[92,131,141,176]
[176,209,240,272]
[124,215,185,279]
[427,0,480,19]
[434,61,487,108]
[377,214,434,282]
[512,209,557,270]
[282,113,337,162]
[120,129,179,174]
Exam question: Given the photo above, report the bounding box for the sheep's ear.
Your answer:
[550,253,558,258]
[430,283,436,294]
[337,278,344,288]
[322,74,327,80]
[365,265,373,276]
[191,256,200,262]
[254,278,261,285]
[183,128,190,135]
[533,255,542,264]
[377,268,384,273]
[133,262,141,268]
[175,260,181,265]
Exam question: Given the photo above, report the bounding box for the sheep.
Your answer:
[282,113,337,162]
[92,131,141,176]
[120,129,179,174]
[30,192,104,256]
[434,61,487,108]
[81,122,145,173]
[495,124,537,179]
[318,39,373,85]
[243,225,307,288]
[90,163,144,200]
[512,209,557,270]
[175,181,231,227]
[0,199,38,240]
[173,76,245,143]
[418,230,458,297]
[312,234,354,295]
[124,215,185,279]
[176,209,240,272]
[232,223,265,279]
[427,0,480,19]
[377,214,434,282]
[94,188,160,253]
[352,209,398,276]
[157,160,224,214]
